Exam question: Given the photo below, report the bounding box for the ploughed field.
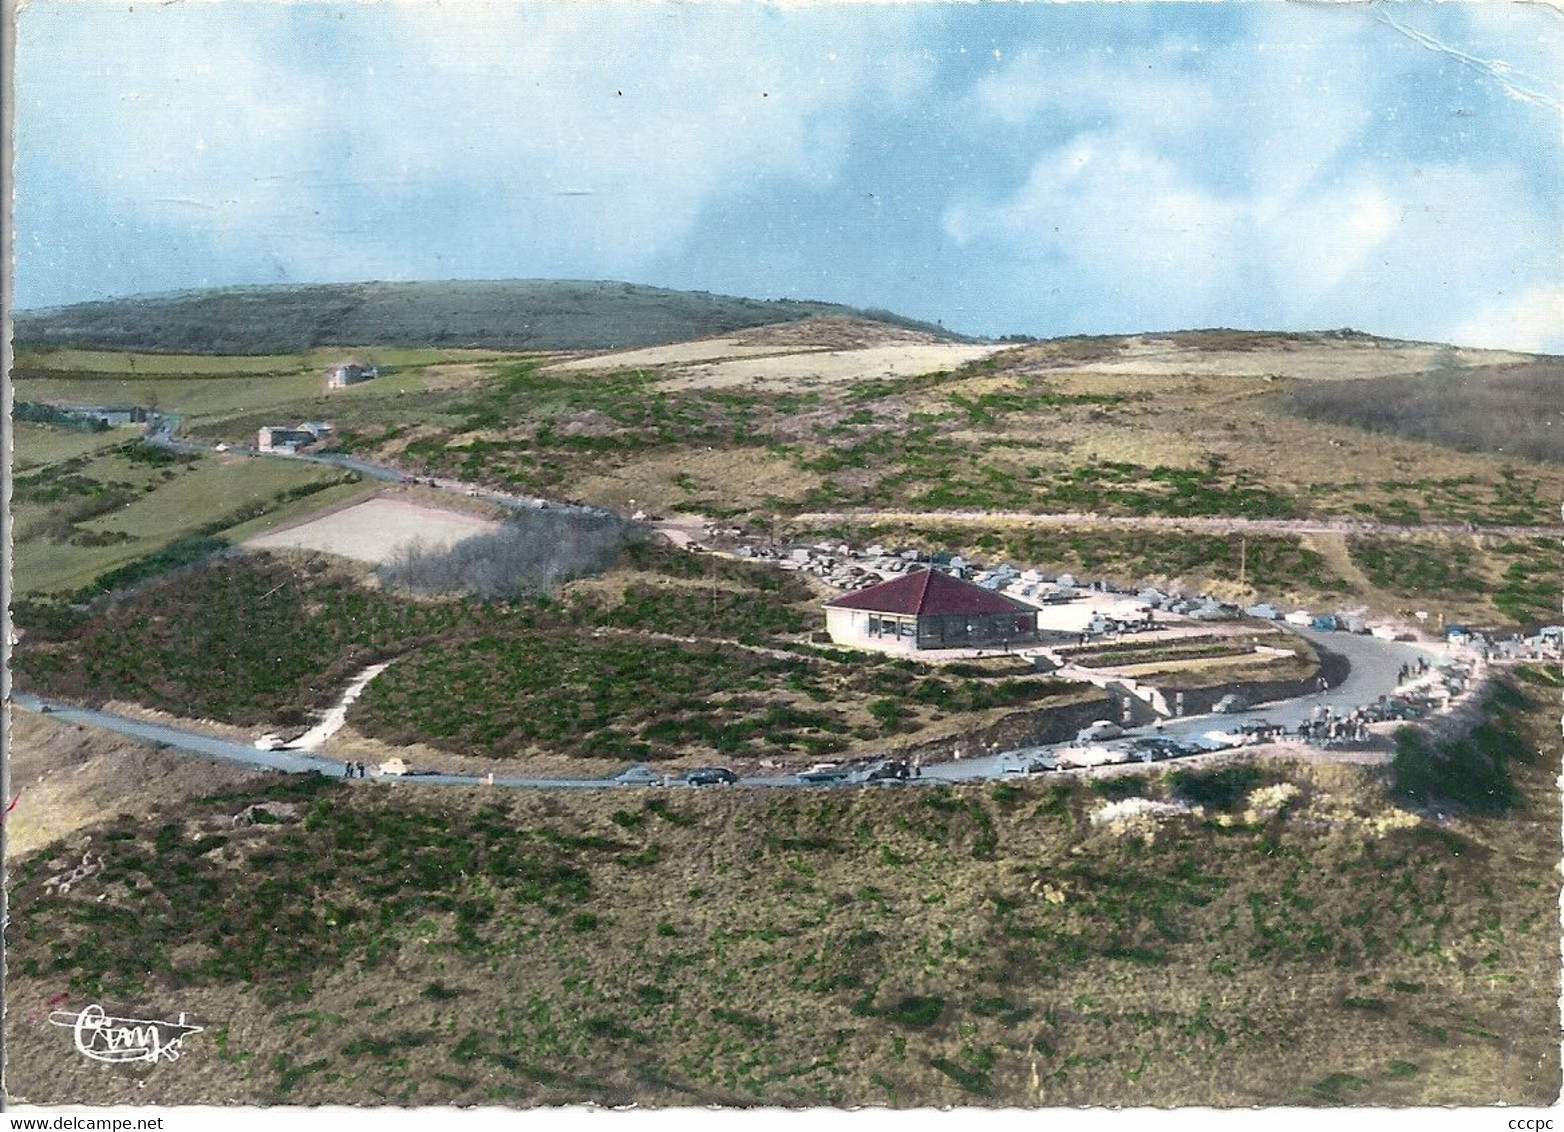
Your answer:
[5,667,1557,1106]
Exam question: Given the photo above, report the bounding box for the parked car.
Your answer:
[613,764,664,786]
[1213,694,1250,714]
[865,759,911,781]
[1130,737,1183,761]
[254,734,287,751]
[684,766,738,787]
[796,763,853,784]
[1076,720,1125,742]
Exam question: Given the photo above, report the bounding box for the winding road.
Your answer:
[10,627,1448,791]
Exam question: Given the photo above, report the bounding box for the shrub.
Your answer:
[377,510,636,599]
[1166,766,1266,812]
[882,995,945,1028]
[1390,685,1531,813]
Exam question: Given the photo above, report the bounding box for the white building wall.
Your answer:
[825,607,918,654]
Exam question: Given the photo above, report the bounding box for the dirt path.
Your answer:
[585,626,805,662]
[791,508,1564,539]
[1299,531,1384,601]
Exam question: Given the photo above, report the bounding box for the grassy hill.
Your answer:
[5,667,1558,1107]
[12,280,960,354]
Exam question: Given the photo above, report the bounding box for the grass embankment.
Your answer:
[5,669,1556,1106]
[13,544,1088,764]
[1284,360,1564,466]
[1346,534,1559,627]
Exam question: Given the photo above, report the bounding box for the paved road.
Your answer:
[10,691,820,791]
[922,628,1446,782]
[11,624,1446,792]
[10,693,619,790]
[143,419,612,516]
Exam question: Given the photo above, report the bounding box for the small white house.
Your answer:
[326,360,379,389]
[257,426,315,453]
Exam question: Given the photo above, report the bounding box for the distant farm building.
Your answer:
[325,360,378,389]
[257,426,317,454]
[58,403,149,427]
[825,568,1041,653]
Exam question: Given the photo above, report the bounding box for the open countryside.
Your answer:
[10,2,1563,1115]
[6,281,1560,1109]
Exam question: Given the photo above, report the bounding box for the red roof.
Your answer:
[826,569,1035,616]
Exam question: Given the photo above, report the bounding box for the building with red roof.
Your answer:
[824,568,1041,653]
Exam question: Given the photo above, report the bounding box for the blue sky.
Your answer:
[13,1,1563,349]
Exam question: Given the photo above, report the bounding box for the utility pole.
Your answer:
[1238,535,1247,590]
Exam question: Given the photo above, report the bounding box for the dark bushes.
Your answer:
[1284,360,1564,464]
[377,509,636,598]
[1391,681,1533,813]
[1166,766,1266,812]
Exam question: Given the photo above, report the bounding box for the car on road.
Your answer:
[796,762,854,784]
[865,759,911,781]
[1129,737,1183,762]
[254,734,287,751]
[1212,693,1250,714]
[38,704,53,714]
[684,766,738,787]
[612,764,665,786]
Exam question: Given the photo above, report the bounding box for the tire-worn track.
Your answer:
[793,508,1564,539]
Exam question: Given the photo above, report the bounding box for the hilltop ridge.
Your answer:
[11,279,965,355]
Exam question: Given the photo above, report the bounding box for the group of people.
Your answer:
[1396,657,1431,684]
[342,760,370,778]
[1300,705,1371,744]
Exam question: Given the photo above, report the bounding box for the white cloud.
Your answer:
[1448,284,1564,353]
[19,3,935,289]
[944,4,1561,346]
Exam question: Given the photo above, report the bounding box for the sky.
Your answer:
[12,1,1564,350]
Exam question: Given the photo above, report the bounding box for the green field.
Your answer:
[10,433,360,598]
[19,345,517,376]
[11,421,128,470]
[13,280,952,354]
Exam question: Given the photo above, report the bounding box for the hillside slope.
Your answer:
[12,280,961,354]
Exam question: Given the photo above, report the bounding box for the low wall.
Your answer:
[881,691,1113,766]
[1165,642,1349,717]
